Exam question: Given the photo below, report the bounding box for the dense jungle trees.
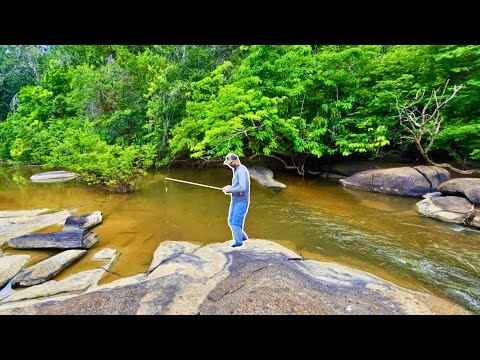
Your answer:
[0,45,478,192]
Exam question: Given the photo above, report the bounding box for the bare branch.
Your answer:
[9,92,19,112]
[249,153,298,170]
[397,81,478,175]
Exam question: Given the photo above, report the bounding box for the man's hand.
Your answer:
[222,185,231,194]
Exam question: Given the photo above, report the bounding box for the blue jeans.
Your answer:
[228,201,249,245]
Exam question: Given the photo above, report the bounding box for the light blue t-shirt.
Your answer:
[228,164,250,203]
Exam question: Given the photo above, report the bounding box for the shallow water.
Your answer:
[1,164,479,313]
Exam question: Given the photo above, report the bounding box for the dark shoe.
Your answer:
[231,243,243,248]
[242,237,248,242]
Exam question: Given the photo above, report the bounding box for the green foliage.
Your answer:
[471,149,480,160]
[433,120,480,161]
[45,122,156,193]
[0,45,43,121]
[170,58,298,160]
[170,45,392,168]
[0,85,54,163]
[3,45,480,184]
[42,59,74,95]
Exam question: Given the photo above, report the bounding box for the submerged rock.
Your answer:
[91,248,118,272]
[0,209,50,218]
[30,171,77,183]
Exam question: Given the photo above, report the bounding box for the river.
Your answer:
[1,164,479,313]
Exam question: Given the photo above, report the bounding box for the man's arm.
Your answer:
[228,168,247,194]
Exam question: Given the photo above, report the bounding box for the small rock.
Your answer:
[92,248,117,261]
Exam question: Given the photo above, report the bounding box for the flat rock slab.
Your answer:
[0,255,31,289]
[148,241,200,274]
[8,229,99,249]
[200,252,468,315]
[0,209,50,218]
[30,171,77,183]
[0,210,71,246]
[11,250,87,287]
[416,195,474,225]
[92,248,117,261]
[430,196,474,213]
[1,269,105,304]
[63,211,103,231]
[91,248,118,271]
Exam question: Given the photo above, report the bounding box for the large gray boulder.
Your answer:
[328,160,390,176]
[413,165,451,189]
[416,195,474,224]
[8,229,99,249]
[438,178,480,204]
[339,166,449,197]
[11,250,87,287]
[248,166,286,190]
[30,170,77,183]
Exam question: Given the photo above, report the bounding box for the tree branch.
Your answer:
[396,81,478,174]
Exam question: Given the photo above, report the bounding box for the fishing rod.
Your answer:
[165,177,223,191]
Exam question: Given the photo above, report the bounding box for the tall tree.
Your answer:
[0,45,44,121]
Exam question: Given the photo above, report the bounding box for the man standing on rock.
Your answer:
[222,153,250,248]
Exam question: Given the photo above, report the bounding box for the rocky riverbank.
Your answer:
[0,239,469,315]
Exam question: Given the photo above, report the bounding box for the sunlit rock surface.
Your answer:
[0,255,31,289]
[0,209,71,246]
[0,240,469,315]
[11,250,87,287]
[1,269,105,304]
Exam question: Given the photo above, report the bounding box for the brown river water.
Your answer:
[1,164,480,313]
